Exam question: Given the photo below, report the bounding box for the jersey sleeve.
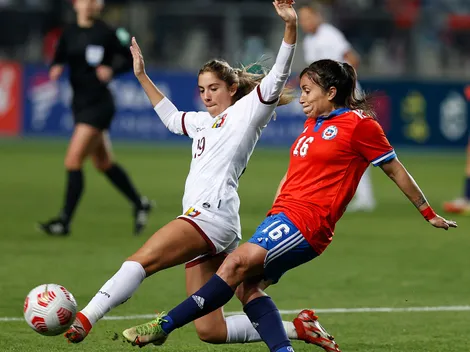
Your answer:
[240,40,296,127]
[154,97,207,138]
[102,27,133,75]
[351,118,396,167]
[51,31,67,65]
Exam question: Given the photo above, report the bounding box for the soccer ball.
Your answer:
[24,284,77,336]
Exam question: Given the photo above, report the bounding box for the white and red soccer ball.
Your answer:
[24,284,77,336]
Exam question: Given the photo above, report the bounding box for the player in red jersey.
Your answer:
[119,60,457,352]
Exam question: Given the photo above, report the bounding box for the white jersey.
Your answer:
[154,41,296,239]
[303,23,362,94]
[303,23,351,63]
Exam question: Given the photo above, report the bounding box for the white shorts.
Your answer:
[177,206,241,268]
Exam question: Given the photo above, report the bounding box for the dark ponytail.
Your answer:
[300,59,376,118]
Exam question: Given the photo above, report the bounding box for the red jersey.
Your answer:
[269,108,395,254]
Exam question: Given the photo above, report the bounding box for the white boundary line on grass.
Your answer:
[2,305,470,322]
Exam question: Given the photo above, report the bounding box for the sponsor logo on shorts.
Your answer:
[184,207,201,218]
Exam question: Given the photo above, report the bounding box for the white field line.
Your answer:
[2,305,470,322]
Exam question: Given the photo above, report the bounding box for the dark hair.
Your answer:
[198,59,295,106]
[300,59,376,118]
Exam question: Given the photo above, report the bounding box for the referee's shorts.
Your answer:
[73,102,115,131]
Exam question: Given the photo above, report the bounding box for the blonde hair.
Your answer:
[198,59,295,106]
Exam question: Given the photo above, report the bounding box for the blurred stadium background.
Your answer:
[0,1,469,351]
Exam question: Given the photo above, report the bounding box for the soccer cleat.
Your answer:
[64,312,92,343]
[443,198,470,215]
[122,312,168,347]
[133,196,154,235]
[37,218,69,236]
[293,309,341,352]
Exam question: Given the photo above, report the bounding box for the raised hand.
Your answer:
[130,37,146,80]
[273,0,297,25]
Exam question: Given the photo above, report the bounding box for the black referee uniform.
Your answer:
[38,20,153,236]
[52,20,133,130]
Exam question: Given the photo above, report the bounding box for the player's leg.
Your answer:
[91,131,152,234]
[237,279,340,352]
[185,254,229,344]
[348,167,375,212]
[120,214,306,347]
[185,250,299,345]
[443,138,470,214]
[120,213,339,350]
[64,218,212,343]
[121,241,266,347]
[38,123,101,235]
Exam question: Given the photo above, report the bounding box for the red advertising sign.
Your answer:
[0,61,22,136]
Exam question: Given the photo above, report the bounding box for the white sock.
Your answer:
[225,315,297,343]
[81,261,146,326]
[354,167,375,206]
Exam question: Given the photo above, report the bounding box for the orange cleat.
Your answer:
[293,309,341,352]
[443,198,470,215]
[64,312,92,343]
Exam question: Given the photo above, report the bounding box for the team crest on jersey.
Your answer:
[322,125,338,140]
[184,207,201,218]
[212,114,227,129]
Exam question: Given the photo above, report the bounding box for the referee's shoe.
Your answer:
[134,196,154,235]
[37,218,69,236]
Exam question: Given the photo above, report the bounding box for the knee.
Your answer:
[194,323,226,344]
[93,158,113,172]
[217,254,250,285]
[127,252,162,277]
[64,154,83,170]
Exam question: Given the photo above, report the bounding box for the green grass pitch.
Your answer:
[0,139,469,352]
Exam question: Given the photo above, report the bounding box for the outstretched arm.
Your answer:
[257,0,297,104]
[380,158,457,230]
[130,37,192,135]
[130,37,165,107]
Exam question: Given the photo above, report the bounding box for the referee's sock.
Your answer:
[104,163,142,208]
[60,169,84,224]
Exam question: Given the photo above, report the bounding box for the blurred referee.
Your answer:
[38,0,152,236]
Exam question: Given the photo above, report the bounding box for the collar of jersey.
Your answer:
[318,107,350,120]
[313,107,350,132]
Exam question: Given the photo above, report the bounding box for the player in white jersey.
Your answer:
[298,0,375,212]
[65,1,324,347]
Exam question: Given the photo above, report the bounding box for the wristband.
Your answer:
[420,206,436,221]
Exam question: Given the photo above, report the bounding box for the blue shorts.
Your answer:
[248,212,318,284]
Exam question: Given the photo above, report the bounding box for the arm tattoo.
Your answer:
[412,194,427,209]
